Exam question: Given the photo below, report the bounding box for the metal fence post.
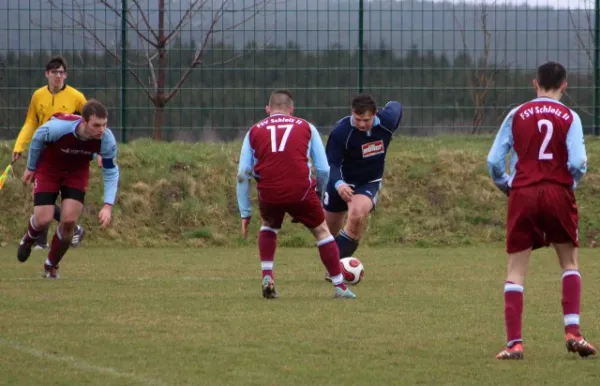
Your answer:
[594,0,599,135]
[121,0,128,143]
[358,0,364,94]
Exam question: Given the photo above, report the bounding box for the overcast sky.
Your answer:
[428,0,594,8]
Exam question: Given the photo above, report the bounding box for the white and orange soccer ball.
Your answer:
[340,257,364,285]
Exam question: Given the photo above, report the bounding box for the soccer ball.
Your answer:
[340,257,364,285]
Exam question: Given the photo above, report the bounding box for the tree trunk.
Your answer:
[151,0,167,141]
[152,102,164,140]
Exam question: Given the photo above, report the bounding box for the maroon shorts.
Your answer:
[258,188,324,229]
[33,170,89,205]
[506,183,579,253]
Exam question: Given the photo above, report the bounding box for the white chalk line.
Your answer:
[0,338,169,386]
[0,276,227,282]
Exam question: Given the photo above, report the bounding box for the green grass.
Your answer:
[1,246,599,385]
[3,135,600,248]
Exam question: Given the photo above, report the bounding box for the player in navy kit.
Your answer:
[323,94,402,260]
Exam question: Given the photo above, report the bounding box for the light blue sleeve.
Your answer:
[99,129,120,205]
[26,119,78,171]
[236,132,256,218]
[566,111,587,188]
[487,108,517,195]
[308,123,330,195]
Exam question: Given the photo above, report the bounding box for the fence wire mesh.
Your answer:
[0,0,598,142]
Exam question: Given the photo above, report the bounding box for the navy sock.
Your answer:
[335,230,359,258]
[53,205,61,222]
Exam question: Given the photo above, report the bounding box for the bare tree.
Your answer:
[37,0,271,140]
[455,2,501,134]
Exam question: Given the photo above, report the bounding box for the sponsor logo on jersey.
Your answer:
[362,140,385,158]
[61,148,93,155]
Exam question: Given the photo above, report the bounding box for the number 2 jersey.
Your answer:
[236,114,329,218]
[487,97,587,193]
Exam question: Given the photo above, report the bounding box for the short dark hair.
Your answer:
[351,94,377,115]
[82,99,108,121]
[536,62,567,91]
[46,56,67,72]
[269,89,294,108]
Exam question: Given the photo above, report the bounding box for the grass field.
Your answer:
[1,246,599,385]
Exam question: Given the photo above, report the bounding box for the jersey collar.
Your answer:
[350,115,381,131]
[532,96,565,105]
[46,84,68,94]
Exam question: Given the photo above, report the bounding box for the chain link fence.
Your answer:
[0,0,598,142]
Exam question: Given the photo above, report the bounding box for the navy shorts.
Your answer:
[323,181,381,213]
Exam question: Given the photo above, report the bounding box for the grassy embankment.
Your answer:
[2,136,600,248]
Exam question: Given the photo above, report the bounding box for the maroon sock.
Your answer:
[318,236,346,290]
[46,228,71,268]
[258,227,277,279]
[504,281,524,346]
[562,270,581,336]
[24,216,44,244]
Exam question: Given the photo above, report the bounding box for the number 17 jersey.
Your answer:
[247,114,322,203]
[510,98,583,189]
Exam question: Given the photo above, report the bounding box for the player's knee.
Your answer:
[555,242,578,270]
[34,216,53,230]
[33,208,55,229]
[60,220,77,235]
[347,206,369,225]
[311,221,332,241]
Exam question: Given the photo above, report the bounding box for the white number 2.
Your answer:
[537,119,554,160]
[267,124,294,152]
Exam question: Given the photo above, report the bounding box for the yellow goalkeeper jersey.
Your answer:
[13,85,87,153]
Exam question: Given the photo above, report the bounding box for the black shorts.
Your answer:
[34,187,86,206]
[322,181,381,213]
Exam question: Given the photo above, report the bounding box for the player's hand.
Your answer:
[98,204,112,229]
[336,183,354,202]
[96,155,103,168]
[21,169,35,185]
[241,217,251,239]
[12,152,21,162]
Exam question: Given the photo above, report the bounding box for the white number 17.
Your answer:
[267,124,294,152]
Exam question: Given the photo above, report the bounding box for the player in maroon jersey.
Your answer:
[17,100,120,278]
[487,62,595,359]
[236,89,356,299]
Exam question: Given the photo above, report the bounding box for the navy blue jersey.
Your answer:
[325,101,402,187]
